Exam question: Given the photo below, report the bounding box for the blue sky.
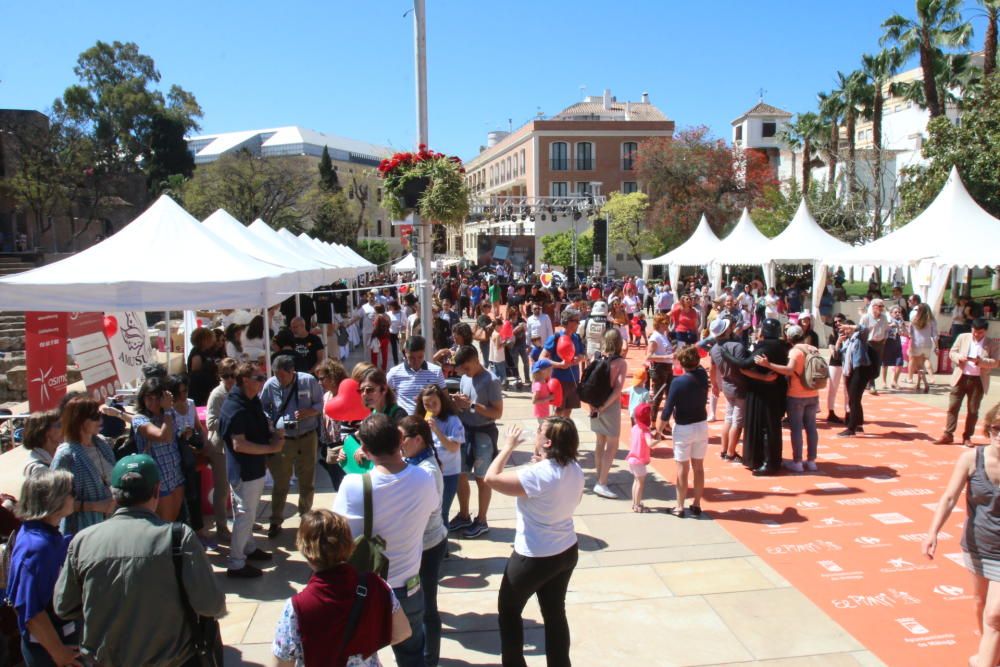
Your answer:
[1,0,989,160]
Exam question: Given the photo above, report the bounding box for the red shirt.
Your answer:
[670,304,698,333]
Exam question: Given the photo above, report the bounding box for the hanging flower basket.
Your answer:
[378,145,470,226]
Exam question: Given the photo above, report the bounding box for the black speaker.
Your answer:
[592,218,608,267]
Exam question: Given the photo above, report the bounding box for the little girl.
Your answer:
[530,359,553,423]
[628,402,654,512]
[630,312,648,347]
[627,367,650,426]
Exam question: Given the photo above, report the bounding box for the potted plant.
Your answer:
[378,145,471,226]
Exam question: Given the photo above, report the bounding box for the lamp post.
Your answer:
[412,0,434,355]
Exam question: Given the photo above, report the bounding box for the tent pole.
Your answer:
[295,293,301,319]
[264,300,272,378]
[166,310,171,373]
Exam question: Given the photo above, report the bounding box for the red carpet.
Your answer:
[616,348,979,664]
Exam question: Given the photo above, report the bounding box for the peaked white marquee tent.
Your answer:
[825,167,1000,314]
[391,253,417,274]
[0,196,300,311]
[709,208,772,293]
[766,200,854,314]
[641,215,722,289]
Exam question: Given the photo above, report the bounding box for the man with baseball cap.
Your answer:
[55,454,225,666]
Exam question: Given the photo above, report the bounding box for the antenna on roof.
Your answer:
[579,84,587,100]
[757,87,767,103]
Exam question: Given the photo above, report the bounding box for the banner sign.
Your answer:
[68,312,119,401]
[25,312,67,411]
[105,311,153,388]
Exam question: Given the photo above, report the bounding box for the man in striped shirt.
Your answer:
[387,335,446,415]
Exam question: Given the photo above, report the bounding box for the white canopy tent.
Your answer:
[824,167,1000,314]
[641,214,722,289]
[203,210,326,291]
[0,196,300,311]
[709,208,772,294]
[765,200,854,315]
[247,219,344,284]
[330,242,376,272]
[391,253,416,274]
[275,227,357,282]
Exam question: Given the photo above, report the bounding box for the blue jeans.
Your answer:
[787,395,819,462]
[441,474,459,523]
[392,581,426,667]
[420,538,448,666]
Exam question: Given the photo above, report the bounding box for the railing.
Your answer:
[467,194,606,217]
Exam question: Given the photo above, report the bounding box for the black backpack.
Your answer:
[578,354,614,408]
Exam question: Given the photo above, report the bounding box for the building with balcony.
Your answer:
[186,126,404,255]
[453,89,674,276]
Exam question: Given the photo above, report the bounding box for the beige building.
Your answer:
[452,89,674,276]
[187,126,403,255]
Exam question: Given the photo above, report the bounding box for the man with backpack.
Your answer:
[333,413,437,667]
[754,325,828,472]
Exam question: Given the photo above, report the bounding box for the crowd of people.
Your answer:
[0,265,997,667]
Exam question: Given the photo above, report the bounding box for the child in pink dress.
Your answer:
[530,359,553,423]
[628,402,654,512]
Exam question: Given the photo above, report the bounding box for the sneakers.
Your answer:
[827,412,843,424]
[784,460,804,473]
[804,460,819,472]
[836,429,856,438]
[934,433,955,445]
[463,519,490,538]
[226,564,263,579]
[593,483,619,499]
[447,515,473,532]
[246,548,273,562]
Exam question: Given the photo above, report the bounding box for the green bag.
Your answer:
[348,473,389,579]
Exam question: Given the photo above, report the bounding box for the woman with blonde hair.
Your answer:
[908,302,938,393]
[589,329,628,500]
[272,509,411,667]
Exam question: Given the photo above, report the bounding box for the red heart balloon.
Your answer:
[500,320,513,339]
[103,315,118,339]
[547,377,563,408]
[556,335,576,363]
[697,346,708,358]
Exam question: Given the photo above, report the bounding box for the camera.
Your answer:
[282,418,298,430]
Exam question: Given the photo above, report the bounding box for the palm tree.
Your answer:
[832,70,866,199]
[780,112,824,196]
[817,90,844,191]
[894,50,981,107]
[975,0,999,75]
[881,0,973,117]
[859,49,904,240]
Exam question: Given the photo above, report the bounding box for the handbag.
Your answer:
[347,473,389,579]
[170,523,223,667]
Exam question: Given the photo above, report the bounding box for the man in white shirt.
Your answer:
[333,413,437,666]
[352,290,378,344]
[935,319,999,446]
[526,303,554,343]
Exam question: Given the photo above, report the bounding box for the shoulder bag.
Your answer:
[347,473,389,579]
[171,523,223,667]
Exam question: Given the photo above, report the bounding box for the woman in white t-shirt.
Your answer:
[398,416,448,667]
[485,417,584,667]
[415,385,465,522]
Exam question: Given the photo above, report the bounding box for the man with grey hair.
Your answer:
[260,354,324,539]
[55,454,224,665]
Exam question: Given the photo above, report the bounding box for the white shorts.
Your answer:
[628,461,648,477]
[724,396,746,427]
[673,421,708,462]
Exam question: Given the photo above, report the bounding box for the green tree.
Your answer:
[881,0,972,118]
[780,112,824,195]
[859,48,904,238]
[318,146,340,192]
[54,40,203,176]
[182,150,313,229]
[540,229,593,271]
[831,69,867,197]
[357,239,390,268]
[599,191,662,267]
[978,0,999,75]
[304,187,354,244]
[897,72,1000,222]
[816,90,845,191]
[146,112,194,194]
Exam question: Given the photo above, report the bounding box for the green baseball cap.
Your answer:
[111,454,160,495]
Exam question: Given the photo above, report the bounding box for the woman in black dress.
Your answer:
[722,318,787,475]
[187,326,219,406]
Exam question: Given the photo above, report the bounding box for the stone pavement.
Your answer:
[216,359,886,666]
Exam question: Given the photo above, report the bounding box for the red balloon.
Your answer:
[103,315,118,339]
[547,377,563,408]
[672,360,684,376]
[196,318,204,328]
[500,320,514,339]
[556,335,576,363]
[697,346,708,358]
[324,378,371,422]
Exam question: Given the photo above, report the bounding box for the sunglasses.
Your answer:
[252,374,268,382]
[221,374,235,380]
